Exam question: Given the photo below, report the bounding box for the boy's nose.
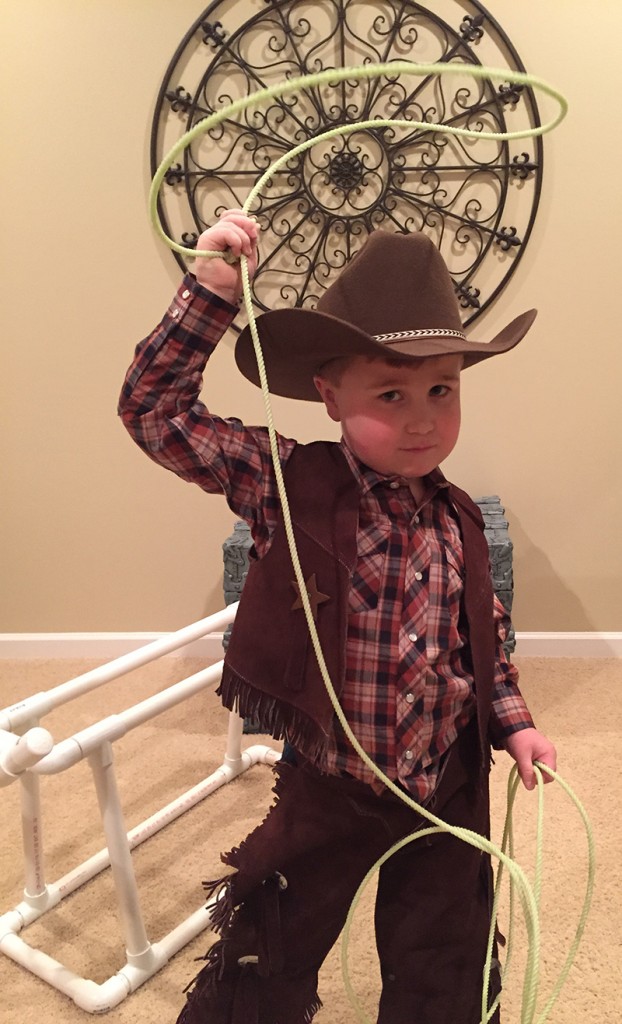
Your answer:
[406,414,434,435]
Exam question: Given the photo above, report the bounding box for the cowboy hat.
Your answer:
[235,231,536,401]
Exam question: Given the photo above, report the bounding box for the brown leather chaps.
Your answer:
[176,719,501,1024]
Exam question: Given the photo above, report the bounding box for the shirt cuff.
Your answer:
[161,274,240,352]
[489,716,535,750]
[186,273,242,315]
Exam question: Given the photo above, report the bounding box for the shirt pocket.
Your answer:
[349,515,392,613]
[426,536,465,660]
[444,541,465,601]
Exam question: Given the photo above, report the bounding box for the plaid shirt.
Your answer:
[119,275,534,800]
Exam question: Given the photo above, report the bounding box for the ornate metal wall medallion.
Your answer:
[151,0,543,328]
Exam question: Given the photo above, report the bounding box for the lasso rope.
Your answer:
[150,62,593,1023]
[149,61,568,259]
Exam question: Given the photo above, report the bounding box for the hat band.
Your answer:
[374,328,468,344]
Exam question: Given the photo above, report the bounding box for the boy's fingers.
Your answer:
[218,210,260,237]
[519,762,536,791]
[509,744,537,790]
[536,753,557,784]
[196,223,254,258]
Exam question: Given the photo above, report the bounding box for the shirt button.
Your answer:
[171,308,180,318]
[405,692,415,704]
[405,750,414,760]
[415,571,423,581]
[414,514,420,524]
[408,632,418,642]
[390,480,400,489]
[182,289,190,299]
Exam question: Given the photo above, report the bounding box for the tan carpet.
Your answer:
[0,657,619,1023]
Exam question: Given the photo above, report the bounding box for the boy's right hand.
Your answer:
[193,209,259,305]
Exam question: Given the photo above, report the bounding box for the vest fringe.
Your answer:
[217,667,329,763]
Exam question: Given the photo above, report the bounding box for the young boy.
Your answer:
[119,209,556,1024]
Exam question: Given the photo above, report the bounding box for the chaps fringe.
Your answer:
[182,937,228,995]
[301,995,324,1023]
[177,752,325,1021]
[220,759,291,877]
[203,874,236,935]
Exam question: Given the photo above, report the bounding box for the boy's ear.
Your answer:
[313,375,341,422]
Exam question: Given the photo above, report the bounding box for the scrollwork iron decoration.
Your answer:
[151,0,543,328]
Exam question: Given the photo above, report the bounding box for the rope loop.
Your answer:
[150,60,567,259]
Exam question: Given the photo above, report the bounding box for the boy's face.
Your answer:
[314,353,462,481]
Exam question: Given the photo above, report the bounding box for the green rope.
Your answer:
[149,62,593,1023]
[149,60,568,258]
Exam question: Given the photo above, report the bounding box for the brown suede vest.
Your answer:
[217,441,495,767]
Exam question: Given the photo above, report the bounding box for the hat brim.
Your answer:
[235,307,537,401]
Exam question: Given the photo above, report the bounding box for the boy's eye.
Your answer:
[379,390,401,402]
[429,384,450,397]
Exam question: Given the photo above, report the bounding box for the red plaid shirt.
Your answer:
[119,275,534,799]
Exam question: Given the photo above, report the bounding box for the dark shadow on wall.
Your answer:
[507,512,594,632]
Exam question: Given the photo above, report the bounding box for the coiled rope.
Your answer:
[149,62,594,1024]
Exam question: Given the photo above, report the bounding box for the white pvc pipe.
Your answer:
[0,931,132,1012]
[33,661,226,775]
[0,727,53,782]
[0,742,281,1013]
[0,604,238,732]
[88,742,152,963]
[0,601,285,1013]
[5,737,279,935]
[1,900,221,1012]
[21,771,47,902]
[224,707,245,766]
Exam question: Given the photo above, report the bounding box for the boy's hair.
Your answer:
[317,353,426,387]
[317,352,462,387]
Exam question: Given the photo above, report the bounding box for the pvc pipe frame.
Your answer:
[0,605,280,1013]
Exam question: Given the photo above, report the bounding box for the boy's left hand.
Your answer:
[504,727,557,791]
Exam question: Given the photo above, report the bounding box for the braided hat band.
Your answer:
[375,328,468,343]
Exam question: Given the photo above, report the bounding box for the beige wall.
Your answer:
[2,0,621,633]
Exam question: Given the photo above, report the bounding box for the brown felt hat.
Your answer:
[235,231,536,401]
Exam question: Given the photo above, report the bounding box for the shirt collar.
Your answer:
[339,437,450,499]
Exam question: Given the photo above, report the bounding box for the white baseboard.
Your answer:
[0,632,621,660]
[514,632,622,657]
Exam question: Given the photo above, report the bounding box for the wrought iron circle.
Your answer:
[151,0,544,328]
